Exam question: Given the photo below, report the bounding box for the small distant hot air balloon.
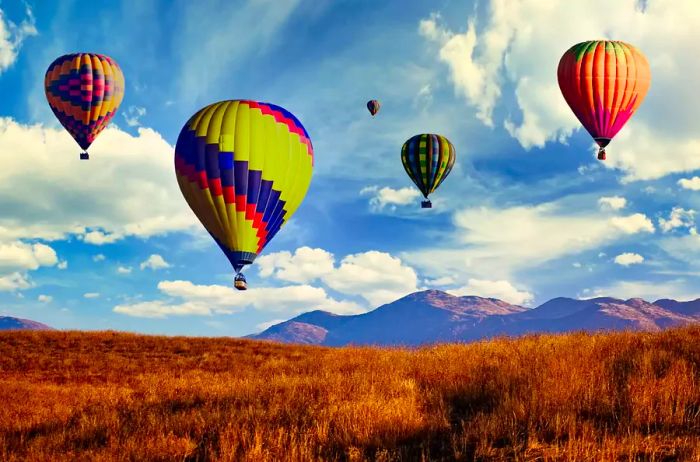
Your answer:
[367,100,380,116]
[401,134,455,208]
[45,53,125,160]
[557,40,650,160]
[174,100,314,290]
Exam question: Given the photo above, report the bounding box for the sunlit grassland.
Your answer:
[1,327,699,461]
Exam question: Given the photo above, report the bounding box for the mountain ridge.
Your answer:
[250,290,700,346]
[0,316,54,331]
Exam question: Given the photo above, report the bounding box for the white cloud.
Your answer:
[93,254,106,262]
[324,251,419,306]
[84,292,100,299]
[449,279,534,305]
[114,279,364,319]
[614,253,645,266]
[610,214,655,234]
[37,294,52,303]
[420,1,700,181]
[678,177,700,191]
[122,106,146,127]
[360,186,421,211]
[598,196,627,211]
[0,272,31,291]
[405,203,656,279]
[83,231,123,245]
[117,266,132,274]
[658,207,695,233]
[573,262,582,268]
[140,254,171,271]
[0,5,37,73]
[258,248,419,306]
[257,247,334,284]
[0,119,198,243]
[0,242,57,271]
[57,260,68,270]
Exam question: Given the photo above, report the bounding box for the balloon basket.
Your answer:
[234,273,248,291]
[421,200,432,209]
[80,152,89,160]
[597,149,606,161]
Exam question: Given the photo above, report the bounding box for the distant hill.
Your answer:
[249,290,700,346]
[0,316,53,331]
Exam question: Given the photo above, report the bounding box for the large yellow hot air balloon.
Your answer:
[45,53,125,160]
[174,100,314,290]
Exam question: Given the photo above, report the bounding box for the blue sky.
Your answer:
[1,0,700,336]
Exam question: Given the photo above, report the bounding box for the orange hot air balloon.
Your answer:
[557,40,650,160]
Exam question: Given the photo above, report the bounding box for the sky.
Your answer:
[1,0,700,336]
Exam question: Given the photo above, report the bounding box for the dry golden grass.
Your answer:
[1,327,699,461]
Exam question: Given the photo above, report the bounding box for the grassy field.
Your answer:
[1,328,699,461]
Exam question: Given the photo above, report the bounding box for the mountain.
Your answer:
[653,298,700,317]
[249,290,700,347]
[0,316,53,331]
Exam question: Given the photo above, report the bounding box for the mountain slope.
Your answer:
[250,291,700,347]
[0,316,53,331]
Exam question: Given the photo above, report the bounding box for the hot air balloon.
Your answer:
[367,100,380,116]
[45,53,125,160]
[557,40,650,160]
[174,100,314,290]
[401,134,455,208]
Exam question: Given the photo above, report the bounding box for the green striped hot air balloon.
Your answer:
[401,134,455,208]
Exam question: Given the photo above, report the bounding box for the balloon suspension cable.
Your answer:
[597,147,606,161]
[80,152,89,160]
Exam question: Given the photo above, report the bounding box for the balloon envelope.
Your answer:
[557,40,650,159]
[367,99,380,116]
[401,134,455,207]
[45,53,125,154]
[174,100,314,279]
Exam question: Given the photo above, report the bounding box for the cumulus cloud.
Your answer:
[84,292,100,299]
[678,177,700,191]
[92,254,106,262]
[614,253,645,266]
[610,214,655,234]
[257,247,334,284]
[0,5,37,73]
[114,279,364,318]
[360,186,421,212]
[0,242,57,272]
[117,266,132,274]
[420,1,700,181]
[140,254,171,271]
[598,196,627,211]
[37,294,52,303]
[57,260,68,270]
[258,248,419,306]
[449,278,534,305]
[0,119,198,243]
[658,207,695,233]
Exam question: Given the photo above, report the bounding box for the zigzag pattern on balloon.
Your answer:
[174,100,313,271]
[44,53,125,150]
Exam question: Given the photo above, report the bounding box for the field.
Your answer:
[1,328,699,461]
